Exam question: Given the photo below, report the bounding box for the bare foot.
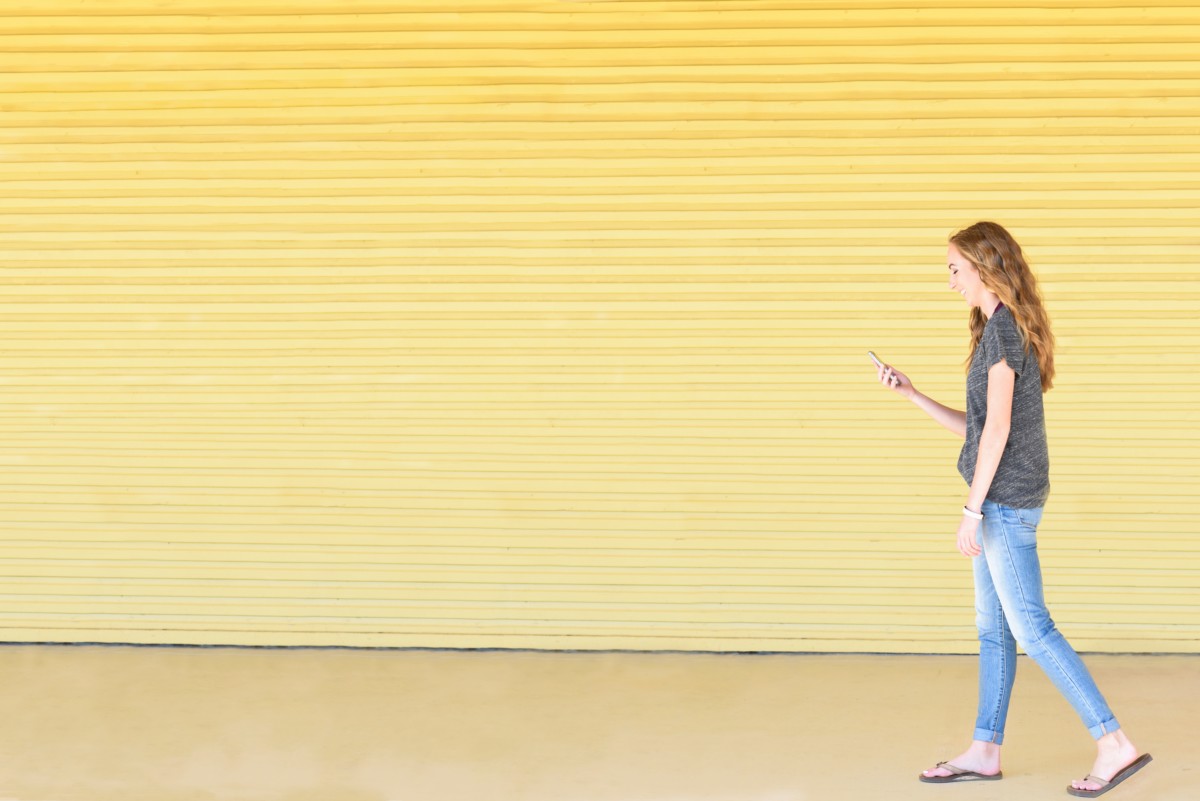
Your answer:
[922,740,1002,779]
[1070,729,1140,793]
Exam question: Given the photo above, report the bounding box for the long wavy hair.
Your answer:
[949,221,1056,393]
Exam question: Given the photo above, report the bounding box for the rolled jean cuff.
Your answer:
[973,727,1004,746]
[1088,717,1120,741]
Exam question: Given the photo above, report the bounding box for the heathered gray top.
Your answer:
[957,304,1051,508]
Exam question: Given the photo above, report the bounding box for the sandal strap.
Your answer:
[936,761,968,775]
[1083,774,1110,787]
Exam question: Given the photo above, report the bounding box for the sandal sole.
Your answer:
[1066,753,1153,797]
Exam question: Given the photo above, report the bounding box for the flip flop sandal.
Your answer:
[1066,753,1153,797]
[918,760,1003,783]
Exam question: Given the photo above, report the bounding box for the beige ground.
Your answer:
[0,645,1190,801]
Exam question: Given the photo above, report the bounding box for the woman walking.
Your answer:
[876,221,1151,797]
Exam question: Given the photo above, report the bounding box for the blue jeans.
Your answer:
[972,499,1120,744]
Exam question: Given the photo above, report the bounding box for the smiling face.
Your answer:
[947,242,993,310]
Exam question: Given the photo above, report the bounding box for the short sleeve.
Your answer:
[981,312,1027,375]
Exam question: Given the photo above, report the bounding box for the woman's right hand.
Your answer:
[877,362,915,399]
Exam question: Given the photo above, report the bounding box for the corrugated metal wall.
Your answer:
[1,1,1197,653]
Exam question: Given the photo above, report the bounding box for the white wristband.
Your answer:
[962,505,983,520]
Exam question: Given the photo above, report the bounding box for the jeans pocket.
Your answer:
[1014,507,1042,531]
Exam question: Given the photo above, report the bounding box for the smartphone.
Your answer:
[867,351,884,369]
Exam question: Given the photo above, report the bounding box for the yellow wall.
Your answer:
[1,1,1196,653]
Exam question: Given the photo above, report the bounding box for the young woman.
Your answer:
[876,221,1151,797]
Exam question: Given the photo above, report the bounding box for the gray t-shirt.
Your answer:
[957,304,1050,508]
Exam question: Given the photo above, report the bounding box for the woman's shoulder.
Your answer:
[986,305,1020,335]
[985,305,1036,365]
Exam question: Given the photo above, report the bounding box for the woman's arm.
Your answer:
[907,389,967,439]
[877,363,967,438]
[965,358,1016,512]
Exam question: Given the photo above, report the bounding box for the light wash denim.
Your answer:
[972,499,1120,744]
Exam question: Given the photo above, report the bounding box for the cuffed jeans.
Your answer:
[972,499,1120,744]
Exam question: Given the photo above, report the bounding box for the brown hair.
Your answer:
[949,221,1056,392]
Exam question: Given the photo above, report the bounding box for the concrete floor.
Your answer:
[0,645,1191,801]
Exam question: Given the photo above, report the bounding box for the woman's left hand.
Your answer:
[956,515,982,558]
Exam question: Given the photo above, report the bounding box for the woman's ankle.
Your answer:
[1097,728,1133,750]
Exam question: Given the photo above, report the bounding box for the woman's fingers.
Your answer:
[957,530,981,558]
[877,364,905,392]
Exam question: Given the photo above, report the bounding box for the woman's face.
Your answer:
[947,243,988,309]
